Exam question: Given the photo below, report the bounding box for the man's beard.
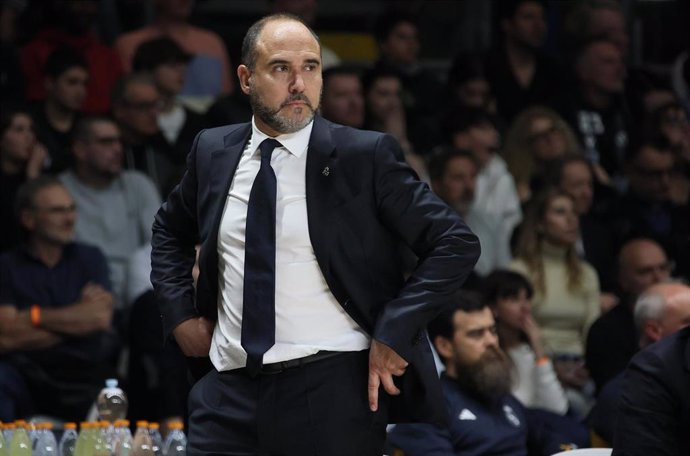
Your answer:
[454,346,513,402]
[250,88,318,134]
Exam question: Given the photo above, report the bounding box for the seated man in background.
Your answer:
[0,177,116,421]
[387,292,579,456]
[590,282,690,446]
[611,284,690,455]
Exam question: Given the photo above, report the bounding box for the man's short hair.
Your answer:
[427,291,486,343]
[44,47,88,80]
[360,66,400,94]
[373,11,418,44]
[427,146,476,183]
[15,176,66,220]
[241,13,320,70]
[73,115,116,144]
[322,65,362,90]
[132,37,191,73]
[111,73,157,107]
[625,136,673,164]
[494,0,546,22]
[545,155,591,188]
[482,269,534,304]
[634,290,666,334]
[441,107,499,142]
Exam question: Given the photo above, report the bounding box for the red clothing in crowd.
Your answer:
[21,29,124,114]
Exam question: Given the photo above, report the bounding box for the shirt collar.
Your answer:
[249,116,314,158]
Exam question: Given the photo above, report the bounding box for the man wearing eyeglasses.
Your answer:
[59,116,161,311]
[0,176,116,421]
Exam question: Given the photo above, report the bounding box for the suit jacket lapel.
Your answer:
[203,124,251,302]
[306,116,339,286]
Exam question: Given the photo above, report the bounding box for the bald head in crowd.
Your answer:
[635,283,690,347]
[618,239,670,301]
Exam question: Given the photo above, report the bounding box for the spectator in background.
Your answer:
[609,284,690,454]
[445,52,493,112]
[59,116,160,311]
[555,39,630,188]
[429,148,510,277]
[444,108,522,247]
[31,47,88,174]
[115,0,233,111]
[319,66,364,128]
[510,189,600,415]
[111,73,176,197]
[562,0,629,57]
[387,293,531,455]
[132,37,205,195]
[361,67,426,180]
[0,106,48,253]
[586,238,671,393]
[20,0,123,113]
[372,12,445,153]
[0,177,115,422]
[503,106,582,203]
[612,139,690,280]
[551,156,616,293]
[483,269,569,415]
[485,0,564,122]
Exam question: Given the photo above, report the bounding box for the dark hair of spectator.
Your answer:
[15,176,65,220]
[361,67,401,95]
[111,73,157,106]
[427,146,476,183]
[241,13,320,70]
[625,135,673,164]
[441,107,499,142]
[482,269,534,305]
[494,0,546,22]
[1,105,32,139]
[44,47,88,80]
[323,65,362,89]
[132,37,191,73]
[573,36,621,68]
[373,11,418,44]
[563,0,624,49]
[428,291,486,344]
[545,155,592,188]
[447,52,488,89]
[73,115,117,144]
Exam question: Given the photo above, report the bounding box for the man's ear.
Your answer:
[434,335,454,361]
[73,141,87,161]
[237,65,251,95]
[644,320,662,344]
[20,209,35,232]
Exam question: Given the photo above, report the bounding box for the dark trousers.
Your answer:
[187,350,388,456]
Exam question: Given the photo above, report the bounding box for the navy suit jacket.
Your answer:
[150,116,480,425]
[612,326,690,455]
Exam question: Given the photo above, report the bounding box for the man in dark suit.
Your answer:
[612,284,690,455]
[150,13,480,456]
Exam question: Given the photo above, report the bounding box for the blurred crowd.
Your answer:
[0,0,689,453]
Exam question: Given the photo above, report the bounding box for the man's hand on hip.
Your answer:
[173,317,214,357]
[368,339,408,412]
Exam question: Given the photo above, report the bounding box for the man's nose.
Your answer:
[290,72,306,93]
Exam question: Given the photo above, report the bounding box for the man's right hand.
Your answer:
[173,317,213,357]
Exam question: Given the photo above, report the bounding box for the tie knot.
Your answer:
[259,138,282,162]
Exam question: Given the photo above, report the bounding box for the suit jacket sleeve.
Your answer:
[150,130,203,337]
[612,347,680,456]
[371,134,480,361]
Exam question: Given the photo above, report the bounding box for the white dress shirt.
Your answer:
[210,118,370,371]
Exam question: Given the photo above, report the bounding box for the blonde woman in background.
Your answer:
[510,188,600,415]
[503,106,581,203]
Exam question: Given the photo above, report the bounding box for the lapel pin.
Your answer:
[322,166,330,176]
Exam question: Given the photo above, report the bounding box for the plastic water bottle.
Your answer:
[161,421,186,456]
[2,424,14,449]
[131,421,153,456]
[147,424,162,456]
[34,423,58,456]
[0,423,8,456]
[58,423,78,456]
[96,379,128,423]
[113,420,133,456]
[8,423,31,456]
[73,422,93,456]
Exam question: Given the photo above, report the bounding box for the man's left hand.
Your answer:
[368,339,408,412]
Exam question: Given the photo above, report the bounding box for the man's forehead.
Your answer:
[257,19,320,56]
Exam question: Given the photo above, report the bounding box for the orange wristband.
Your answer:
[30,305,41,327]
[536,356,550,366]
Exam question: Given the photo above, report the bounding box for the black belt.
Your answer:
[258,350,342,374]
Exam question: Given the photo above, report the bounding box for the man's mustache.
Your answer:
[280,93,313,109]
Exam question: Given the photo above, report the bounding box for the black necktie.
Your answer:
[242,138,281,376]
